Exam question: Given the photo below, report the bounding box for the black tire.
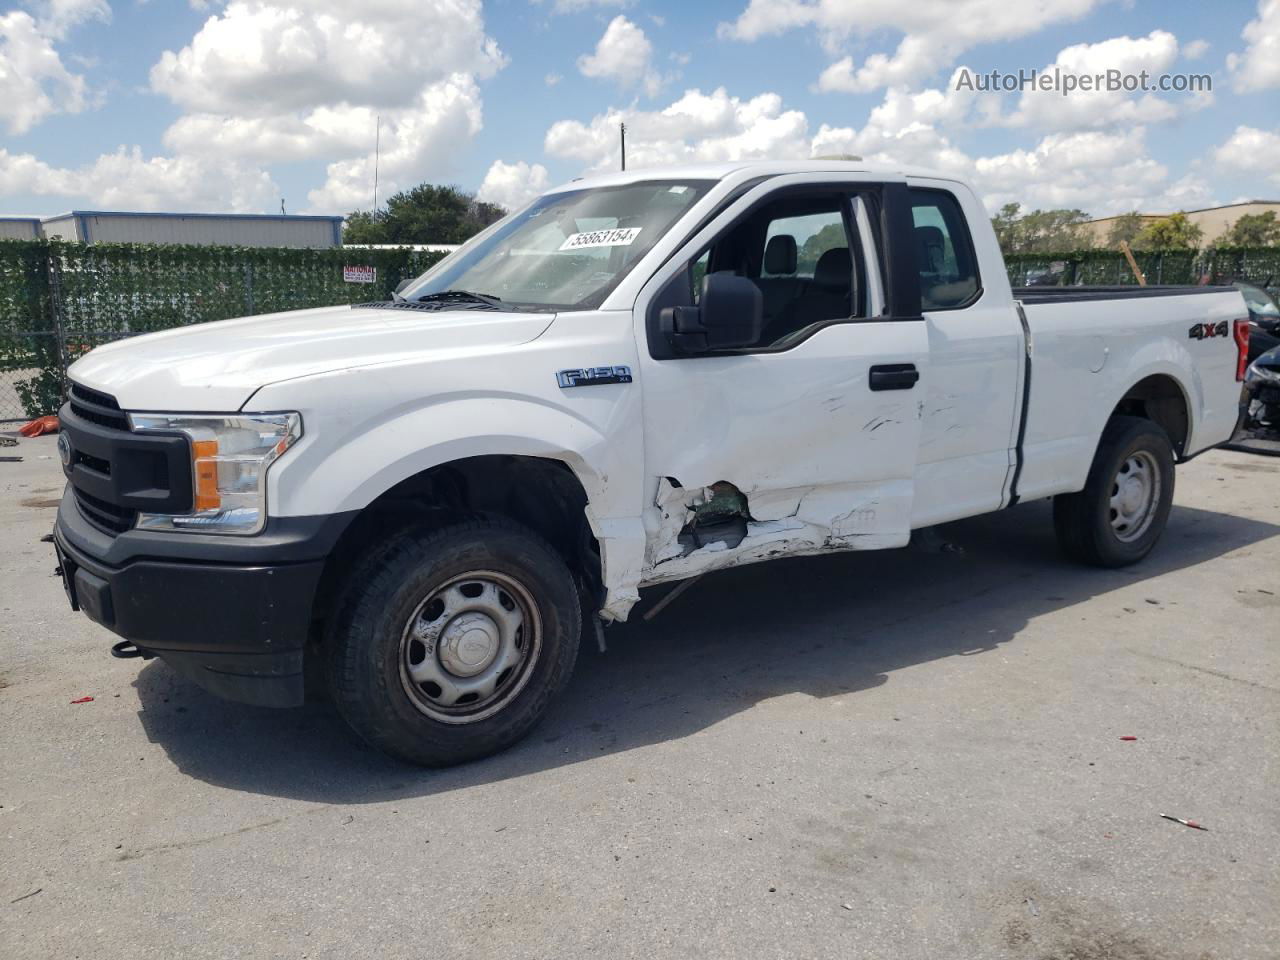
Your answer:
[1053,415,1176,567]
[327,518,581,766]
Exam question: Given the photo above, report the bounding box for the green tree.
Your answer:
[1106,211,1145,249]
[989,204,1093,254]
[990,203,1024,253]
[797,222,847,275]
[1219,211,1280,247]
[1134,212,1203,250]
[344,184,506,245]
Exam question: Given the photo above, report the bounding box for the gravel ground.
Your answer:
[2,434,1278,960]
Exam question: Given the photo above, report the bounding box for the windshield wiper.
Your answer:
[411,290,504,309]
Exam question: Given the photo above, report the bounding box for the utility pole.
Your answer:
[373,115,381,212]
[620,121,626,171]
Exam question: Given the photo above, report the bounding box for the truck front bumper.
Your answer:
[53,491,351,708]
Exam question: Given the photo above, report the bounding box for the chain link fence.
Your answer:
[0,240,444,421]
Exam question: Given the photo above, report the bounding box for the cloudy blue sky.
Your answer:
[2,0,1278,219]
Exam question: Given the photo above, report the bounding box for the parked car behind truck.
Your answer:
[52,161,1250,766]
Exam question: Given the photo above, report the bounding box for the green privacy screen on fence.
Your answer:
[1003,248,1280,287]
[0,240,445,419]
[2,239,1278,420]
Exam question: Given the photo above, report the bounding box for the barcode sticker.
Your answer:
[559,227,642,251]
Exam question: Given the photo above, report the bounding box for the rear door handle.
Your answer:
[869,363,920,391]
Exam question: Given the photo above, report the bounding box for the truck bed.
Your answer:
[1012,284,1246,504]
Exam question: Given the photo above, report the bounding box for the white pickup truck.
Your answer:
[53,160,1250,766]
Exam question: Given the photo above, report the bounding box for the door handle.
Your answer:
[869,363,919,391]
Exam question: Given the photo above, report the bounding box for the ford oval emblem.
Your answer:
[57,432,72,468]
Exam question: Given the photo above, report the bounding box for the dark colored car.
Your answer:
[1242,343,1280,437]
[1235,282,1280,363]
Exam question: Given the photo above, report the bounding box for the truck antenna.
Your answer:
[620,121,626,172]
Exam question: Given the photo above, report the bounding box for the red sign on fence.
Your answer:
[343,265,376,284]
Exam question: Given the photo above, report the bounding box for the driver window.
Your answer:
[689,194,864,349]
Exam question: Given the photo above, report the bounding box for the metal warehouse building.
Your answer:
[0,217,43,240]
[39,211,344,247]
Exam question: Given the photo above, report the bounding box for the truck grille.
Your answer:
[75,488,137,534]
[68,382,129,431]
[60,382,192,537]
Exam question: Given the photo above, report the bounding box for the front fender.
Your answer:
[267,392,624,518]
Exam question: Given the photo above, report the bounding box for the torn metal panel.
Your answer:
[642,475,910,585]
[586,510,646,622]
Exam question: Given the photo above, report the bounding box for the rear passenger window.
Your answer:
[909,189,979,310]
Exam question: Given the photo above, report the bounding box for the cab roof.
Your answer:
[544,159,963,195]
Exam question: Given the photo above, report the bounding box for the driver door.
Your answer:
[632,175,929,577]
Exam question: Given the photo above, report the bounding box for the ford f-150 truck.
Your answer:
[52,161,1251,766]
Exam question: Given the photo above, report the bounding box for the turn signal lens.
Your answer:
[192,439,220,511]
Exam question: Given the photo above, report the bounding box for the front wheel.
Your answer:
[327,518,581,766]
[1053,415,1176,567]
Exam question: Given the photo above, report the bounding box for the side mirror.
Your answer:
[393,278,412,295]
[660,273,763,354]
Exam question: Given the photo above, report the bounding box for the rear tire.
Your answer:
[327,518,581,766]
[1053,416,1175,567]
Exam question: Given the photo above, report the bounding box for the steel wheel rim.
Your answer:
[397,570,541,725]
[1108,450,1161,543]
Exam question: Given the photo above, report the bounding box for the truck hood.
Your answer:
[67,304,556,411]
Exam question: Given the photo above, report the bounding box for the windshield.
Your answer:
[400,180,714,311]
[1235,282,1280,317]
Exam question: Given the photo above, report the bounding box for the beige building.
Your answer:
[1082,201,1280,246]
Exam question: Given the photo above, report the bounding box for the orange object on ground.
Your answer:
[18,415,59,437]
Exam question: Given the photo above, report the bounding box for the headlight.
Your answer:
[128,412,301,535]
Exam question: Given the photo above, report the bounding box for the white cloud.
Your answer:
[0,13,87,134]
[150,0,503,115]
[545,87,810,172]
[1227,0,1280,92]
[721,0,1106,91]
[36,0,110,38]
[305,75,484,212]
[973,128,1180,214]
[545,72,562,86]
[1182,38,1209,60]
[998,31,1201,131]
[1212,125,1280,185]
[477,160,551,209]
[543,80,1213,217]
[0,3,106,134]
[0,146,278,212]
[536,0,629,13]
[162,106,371,164]
[143,0,504,213]
[577,15,660,97]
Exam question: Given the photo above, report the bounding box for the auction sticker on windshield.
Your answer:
[559,227,642,251]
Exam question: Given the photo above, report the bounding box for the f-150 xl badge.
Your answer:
[1188,320,1229,340]
[556,366,633,388]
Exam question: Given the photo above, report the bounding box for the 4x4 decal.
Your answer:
[1188,320,1229,340]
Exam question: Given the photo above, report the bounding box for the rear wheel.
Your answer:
[327,518,581,766]
[1053,416,1175,567]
